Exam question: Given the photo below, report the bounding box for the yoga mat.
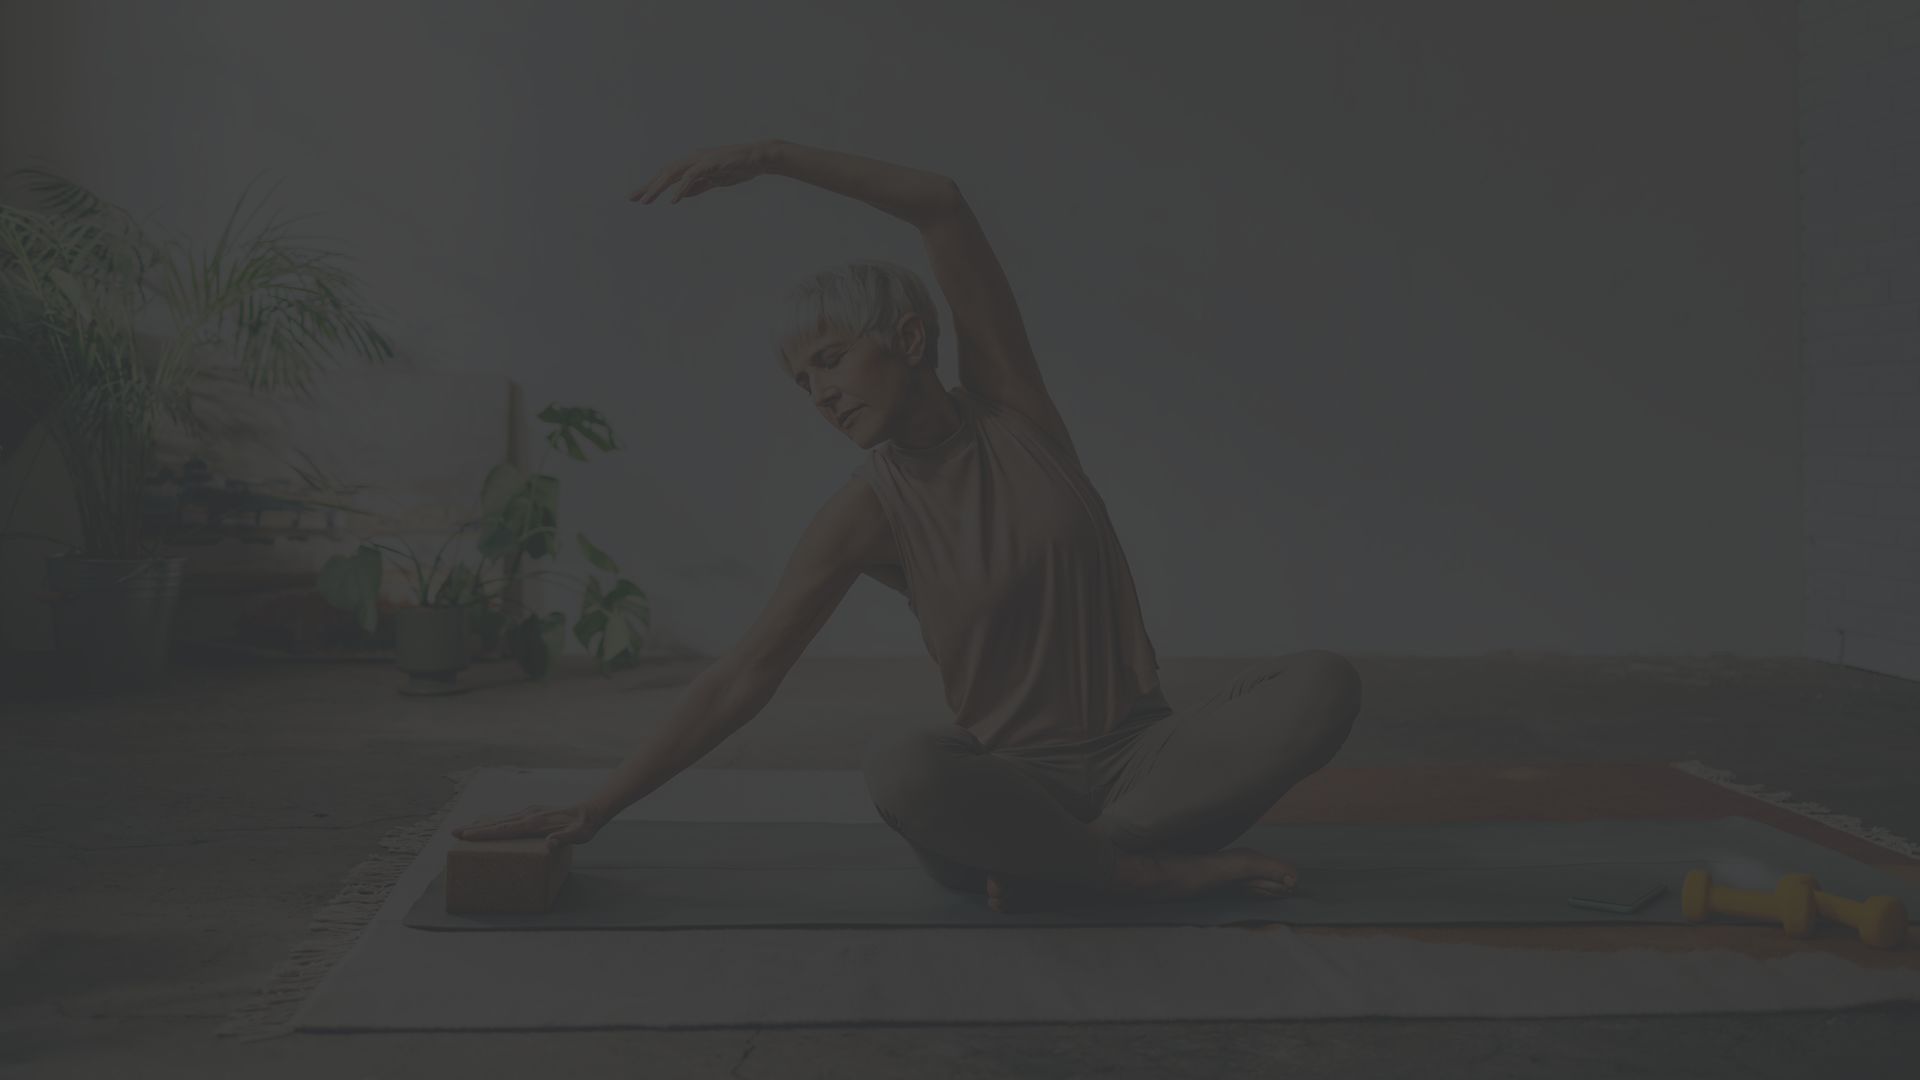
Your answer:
[288,767,1920,1030]
[402,816,1920,931]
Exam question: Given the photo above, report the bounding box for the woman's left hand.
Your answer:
[453,803,604,846]
[630,141,779,204]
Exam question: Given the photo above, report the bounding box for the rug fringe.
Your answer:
[214,767,482,1042]
[1671,760,1920,860]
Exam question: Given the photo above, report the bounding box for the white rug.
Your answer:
[277,768,1920,1031]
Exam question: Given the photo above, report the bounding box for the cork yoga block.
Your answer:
[445,838,573,914]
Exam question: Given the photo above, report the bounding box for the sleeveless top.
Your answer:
[853,385,1163,749]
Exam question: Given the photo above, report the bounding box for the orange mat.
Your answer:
[1257,762,1920,965]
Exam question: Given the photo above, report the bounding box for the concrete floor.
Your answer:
[4,651,1920,1078]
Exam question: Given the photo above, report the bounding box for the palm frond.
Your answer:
[2,169,393,557]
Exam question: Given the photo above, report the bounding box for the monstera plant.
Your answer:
[316,403,650,683]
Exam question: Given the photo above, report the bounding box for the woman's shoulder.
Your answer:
[959,383,1082,468]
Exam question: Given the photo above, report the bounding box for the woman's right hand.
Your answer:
[452,803,604,846]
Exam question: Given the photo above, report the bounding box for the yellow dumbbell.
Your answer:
[1778,874,1909,950]
[1681,869,1817,938]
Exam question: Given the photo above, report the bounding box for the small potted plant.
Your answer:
[0,167,393,688]
[317,404,650,692]
[317,538,482,688]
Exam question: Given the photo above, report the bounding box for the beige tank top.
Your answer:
[853,385,1162,749]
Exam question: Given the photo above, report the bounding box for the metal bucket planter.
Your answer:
[393,605,470,695]
[44,554,189,690]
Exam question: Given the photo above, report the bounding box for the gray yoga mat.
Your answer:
[405,815,1920,932]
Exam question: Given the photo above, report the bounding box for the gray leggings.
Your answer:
[861,650,1362,894]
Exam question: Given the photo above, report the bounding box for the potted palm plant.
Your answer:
[0,167,393,688]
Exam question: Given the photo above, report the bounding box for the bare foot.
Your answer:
[985,848,1298,914]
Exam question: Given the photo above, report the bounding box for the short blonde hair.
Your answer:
[771,259,941,374]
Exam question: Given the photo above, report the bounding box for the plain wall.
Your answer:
[1798,0,1920,682]
[0,0,1805,660]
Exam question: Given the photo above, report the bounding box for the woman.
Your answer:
[456,139,1362,913]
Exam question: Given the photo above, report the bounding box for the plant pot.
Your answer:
[393,605,471,683]
[44,554,189,690]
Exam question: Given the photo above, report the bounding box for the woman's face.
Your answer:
[786,316,926,449]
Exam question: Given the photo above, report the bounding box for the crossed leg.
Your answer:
[861,723,1113,895]
[1093,650,1362,856]
[862,650,1363,910]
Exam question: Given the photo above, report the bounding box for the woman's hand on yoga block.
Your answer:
[629,141,776,204]
[453,803,604,845]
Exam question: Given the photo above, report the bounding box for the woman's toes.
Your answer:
[1256,858,1297,890]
